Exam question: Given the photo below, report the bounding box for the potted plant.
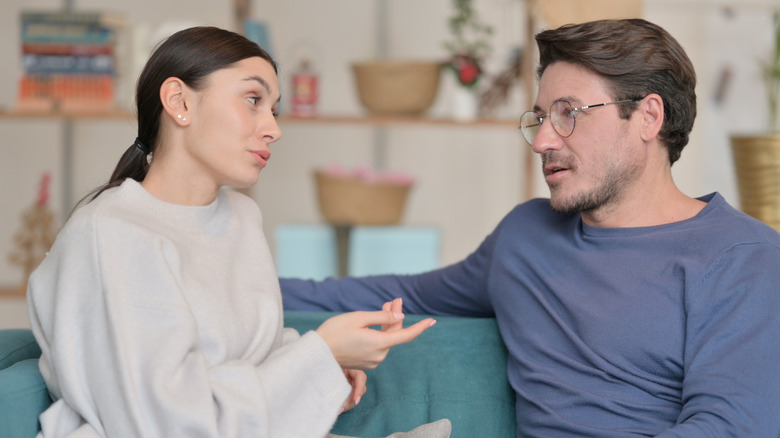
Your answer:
[730,11,780,232]
[443,0,493,120]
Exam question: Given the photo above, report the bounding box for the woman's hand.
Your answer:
[317,299,436,370]
[341,369,367,413]
[339,298,408,413]
[381,298,405,332]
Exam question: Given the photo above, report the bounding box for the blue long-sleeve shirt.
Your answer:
[281,193,780,437]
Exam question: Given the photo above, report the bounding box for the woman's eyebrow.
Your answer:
[243,75,271,94]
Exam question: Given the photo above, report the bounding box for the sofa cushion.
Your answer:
[284,311,516,438]
[0,358,52,437]
[0,329,42,370]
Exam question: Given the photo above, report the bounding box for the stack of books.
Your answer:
[16,10,123,113]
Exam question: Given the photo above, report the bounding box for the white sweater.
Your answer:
[27,179,351,437]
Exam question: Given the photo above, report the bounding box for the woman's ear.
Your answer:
[639,93,663,142]
[160,77,190,125]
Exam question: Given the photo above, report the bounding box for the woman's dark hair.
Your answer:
[535,19,697,165]
[81,26,276,204]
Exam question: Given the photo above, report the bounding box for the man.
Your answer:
[281,19,780,437]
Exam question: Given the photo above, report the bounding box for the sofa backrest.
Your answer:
[285,311,517,438]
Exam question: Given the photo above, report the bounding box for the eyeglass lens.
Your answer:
[519,101,575,145]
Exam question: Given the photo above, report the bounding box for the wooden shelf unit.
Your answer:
[0,110,519,128]
[0,109,136,120]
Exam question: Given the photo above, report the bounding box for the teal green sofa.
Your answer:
[0,312,515,438]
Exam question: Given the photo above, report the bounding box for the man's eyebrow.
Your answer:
[555,96,579,105]
[534,95,579,113]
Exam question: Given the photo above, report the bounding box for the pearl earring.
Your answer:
[177,114,188,122]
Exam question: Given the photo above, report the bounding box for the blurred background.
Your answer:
[1,0,778,327]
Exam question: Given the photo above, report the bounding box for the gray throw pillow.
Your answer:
[327,418,452,438]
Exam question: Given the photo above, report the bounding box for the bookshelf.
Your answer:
[1,0,534,285]
[0,109,134,120]
[3,0,533,215]
[279,114,519,128]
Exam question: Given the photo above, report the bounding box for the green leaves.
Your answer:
[443,0,494,87]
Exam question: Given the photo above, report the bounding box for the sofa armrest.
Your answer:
[284,311,516,438]
[0,329,42,370]
[0,329,51,438]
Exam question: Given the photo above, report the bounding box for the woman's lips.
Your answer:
[250,149,271,167]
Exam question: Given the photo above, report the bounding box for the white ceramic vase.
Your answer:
[452,85,478,121]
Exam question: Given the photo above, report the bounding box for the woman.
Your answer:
[26,26,435,437]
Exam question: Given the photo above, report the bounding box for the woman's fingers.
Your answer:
[358,308,437,347]
[317,303,437,370]
[381,317,437,347]
[382,298,404,332]
[341,369,367,413]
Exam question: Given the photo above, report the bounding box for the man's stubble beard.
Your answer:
[547,158,641,216]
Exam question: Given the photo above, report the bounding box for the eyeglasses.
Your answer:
[519,98,641,146]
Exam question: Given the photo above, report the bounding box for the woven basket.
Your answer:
[731,134,780,232]
[314,170,411,225]
[352,61,441,116]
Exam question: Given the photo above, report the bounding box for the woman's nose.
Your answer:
[260,113,282,144]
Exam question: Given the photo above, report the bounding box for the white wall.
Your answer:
[1,0,778,328]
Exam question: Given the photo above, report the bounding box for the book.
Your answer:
[20,10,123,27]
[15,10,122,114]
[16,74,115,113]
[22,42,114,56]
[22,54,114,74]
[21,11,121,44]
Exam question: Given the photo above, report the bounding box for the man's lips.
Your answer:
[544,164,570,177]
[250,149,271,167]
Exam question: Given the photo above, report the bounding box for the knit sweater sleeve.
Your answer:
[280,209,506,317]
[656,241,780,437]
[28,202,350,437]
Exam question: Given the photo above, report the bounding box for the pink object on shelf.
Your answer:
[37,172,51,206]
[317,165,415,187]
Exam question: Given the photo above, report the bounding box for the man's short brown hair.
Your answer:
[535,19,697,165]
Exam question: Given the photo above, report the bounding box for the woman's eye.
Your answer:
[248,96,260,106]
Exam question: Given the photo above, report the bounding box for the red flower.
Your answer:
[450,53,482,87]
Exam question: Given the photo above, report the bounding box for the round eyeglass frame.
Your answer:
[519,98,642,146]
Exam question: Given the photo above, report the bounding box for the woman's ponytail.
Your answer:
[73,137,151,211]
